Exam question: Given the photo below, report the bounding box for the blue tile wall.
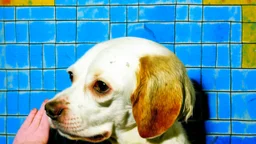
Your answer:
[203,6,241,22]
[16,22,29,43]
[56,7,76,20]
[0,1,253,144]
[0,93,6,115]
[56,21,76,43]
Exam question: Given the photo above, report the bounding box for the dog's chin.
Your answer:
[58,129,111,143]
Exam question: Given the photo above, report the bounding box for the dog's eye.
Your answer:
[93,81,110,94]
[68,71,73,82]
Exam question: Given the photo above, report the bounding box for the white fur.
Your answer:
[47,37,194,144]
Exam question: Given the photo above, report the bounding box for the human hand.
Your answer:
[13,100,50,144]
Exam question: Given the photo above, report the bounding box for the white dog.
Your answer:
[45,37,195,144]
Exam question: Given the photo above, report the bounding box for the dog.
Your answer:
[45,37,195,144]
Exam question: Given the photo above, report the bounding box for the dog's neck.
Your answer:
[110,121,189,144]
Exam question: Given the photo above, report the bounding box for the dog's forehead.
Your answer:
[69,37,171,76]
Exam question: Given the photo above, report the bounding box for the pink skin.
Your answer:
[13,100,50,144]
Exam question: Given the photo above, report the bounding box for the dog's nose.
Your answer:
[45,102,64,120]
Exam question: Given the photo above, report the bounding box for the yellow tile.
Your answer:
[203,0,256,4]
[243,6,256,22]
[243,23,256,43]
[29,0,54,5]
[242,44,256,68]
[11,0,30,5]
[0,0,54,5]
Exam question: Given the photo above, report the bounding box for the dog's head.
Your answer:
[45,37,195,143]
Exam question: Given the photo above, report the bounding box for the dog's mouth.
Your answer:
[58,129,110,143]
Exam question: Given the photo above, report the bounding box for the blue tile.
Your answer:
[162,44,174,52]
[189,6,202,21]
[78,6,109,20]
[110,0,138,4]
[204,6,241,21]
[175,44,201,67]
[0,45,4,68]
[7,136,14,144]
[233,121,256,134]
[16,22,29,43]
[16,44,29,68]
[7,92,18,115]
[18,70,29,90]
[218,92,230,119]
[186,68,201,85]
[43,70,55,90]
[231,136,256,144]
[19,92,30,115]
[30,70,42,90]
[175,22,201,43]
[139,0,175,4]
[77,0,109,5]
[204,120,230,134]
[203,22,230,43]
[202,68,230,91]
[206,92,218,119]
[139,6,175,21]
[231,23,242,42]
[232,93,256,120]
[1,7,15,20]
[111,24,126,39]
[202,44,216,67]
[216,44,230,67]
[56,69,71,90]
[56,21,76,43]
[0,135,6,144]
[177,0,202,4]
[110,6,126,22]
[231,44,242,68]
[77,21,109,42]
[0,71,6,90]
[5,46,17,68]
[7,116,23,134]
[127,6,138,22]
[0,93,6,115]
[4,22,16,43]
[30,21,56,43]
[176,5,188,21]
[128,23,174,43]
[0,22,4,43]
[127,23,156,42]
[206,135,231,144]
[7,71,18,90]
[56,7,76,20]
[43,44,55,68]
[30,44,43,68]
[55,0,76,5]
[232,70,256,91]
[30,92,55,110]
[0,117,5,134]
[16,7,55,20]
[56,44,76,68]
[76,44,94,59]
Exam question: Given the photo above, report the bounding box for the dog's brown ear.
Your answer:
[131,54,193,139]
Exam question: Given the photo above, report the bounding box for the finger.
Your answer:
[30,100,48,129]
[19,108,38,130]
[37,111,50,136]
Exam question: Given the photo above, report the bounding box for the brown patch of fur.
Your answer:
[131,54,186,138]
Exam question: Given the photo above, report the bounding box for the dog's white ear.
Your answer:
[131,54,195,139]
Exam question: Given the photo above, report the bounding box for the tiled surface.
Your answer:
[0,0,256,144]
